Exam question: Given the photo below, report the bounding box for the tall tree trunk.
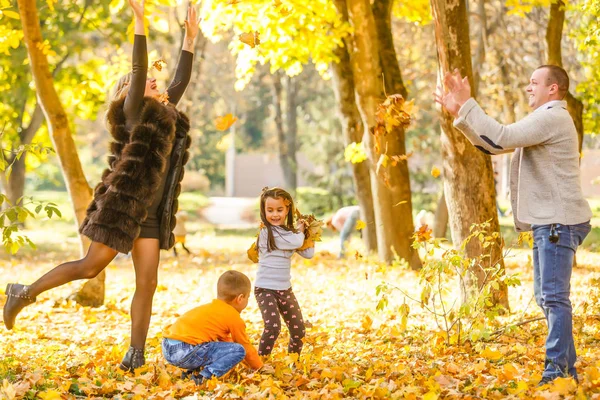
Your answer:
[471,0,487,94]
[17,0,100,305]
[329,6,377,253]
[271,71,297,193]
[284,75,298,192]
[546,0,584,152]
[430,0,508,307]
[371,0,421,269]
[345,0,421,267]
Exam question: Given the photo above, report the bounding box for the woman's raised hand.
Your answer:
[128,0,145,21]
[184,4,199,41]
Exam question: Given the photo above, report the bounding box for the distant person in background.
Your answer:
[326,205,360,258]
[173,211,191,257]
[415,209,434,230]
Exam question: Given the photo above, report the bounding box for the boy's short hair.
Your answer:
[217,270,251,301]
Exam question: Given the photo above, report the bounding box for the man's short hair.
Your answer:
[537,65,569,99]
[217,270,251,301]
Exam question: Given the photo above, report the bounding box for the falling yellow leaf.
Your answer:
[390,151,413,166]
[215,113,238,131]
[355,220,366,230]
[150,58,167,71]
[431,166,441,178]
[239,31,260,48]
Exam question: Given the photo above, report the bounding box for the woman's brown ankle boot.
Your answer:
[3,283,36,330]
[119,346,145,372]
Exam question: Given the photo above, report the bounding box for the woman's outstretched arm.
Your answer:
[124,0,148,119]
[166,6,198,106]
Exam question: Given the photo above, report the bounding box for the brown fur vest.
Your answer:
[79,97,191,253]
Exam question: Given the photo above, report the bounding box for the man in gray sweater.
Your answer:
[436,65,592,385]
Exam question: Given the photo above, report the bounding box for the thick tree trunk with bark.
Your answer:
[371,0,420,269]
[18,0,100,305]
[330,18,377,253]
[430,0,508,307]
[344,0,421,268]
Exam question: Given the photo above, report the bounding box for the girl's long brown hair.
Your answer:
[258,187,297,252]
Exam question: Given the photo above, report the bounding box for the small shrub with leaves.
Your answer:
[377,221,521,345]
[1,141,61,254]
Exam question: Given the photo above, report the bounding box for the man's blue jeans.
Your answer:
[532,221,591,380]
[162,338,246,379]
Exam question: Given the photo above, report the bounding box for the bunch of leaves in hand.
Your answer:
[247,222,265,263]
[295,209,323,251]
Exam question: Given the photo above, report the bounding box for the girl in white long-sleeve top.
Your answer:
[253,187,314,355]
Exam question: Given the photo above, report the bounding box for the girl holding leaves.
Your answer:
[251,187,315,356]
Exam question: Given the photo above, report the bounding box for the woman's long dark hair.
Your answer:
[258,187,297,252]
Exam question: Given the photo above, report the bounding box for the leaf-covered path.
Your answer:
[1,234,600,399]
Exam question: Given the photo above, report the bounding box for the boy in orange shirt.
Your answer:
[162,270,263,384]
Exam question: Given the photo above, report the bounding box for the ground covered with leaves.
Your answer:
[1,231,600,399]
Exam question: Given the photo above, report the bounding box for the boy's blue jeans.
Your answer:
[532,221,591,381]
[162,338,246,379]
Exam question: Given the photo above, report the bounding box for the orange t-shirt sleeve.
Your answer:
[230,319,263,369]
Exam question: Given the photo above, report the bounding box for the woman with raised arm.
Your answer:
[3,0,198,371]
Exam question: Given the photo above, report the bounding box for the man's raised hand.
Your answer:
[435,69,472,118]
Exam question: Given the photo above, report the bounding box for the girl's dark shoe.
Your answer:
[119,346,145,371]
[3,283,36,330]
